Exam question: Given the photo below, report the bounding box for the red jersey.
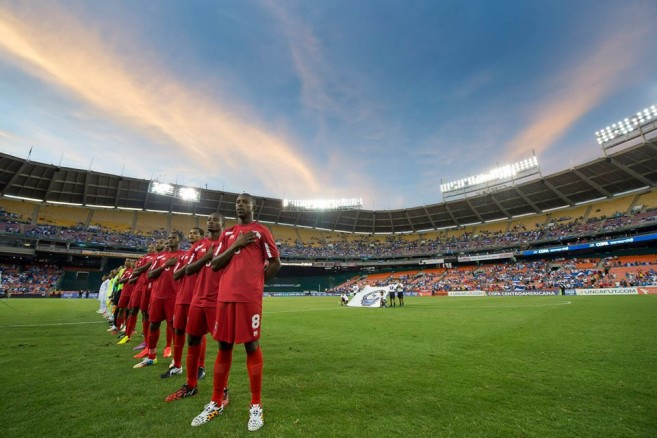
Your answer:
[134,253,155,292]
[190,236,222,308]
[174,240,203,305]
[150,250,185,300]
[120,268,135,296]
[217,222,279,303]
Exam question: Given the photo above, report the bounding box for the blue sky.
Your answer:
[1,0,656,209]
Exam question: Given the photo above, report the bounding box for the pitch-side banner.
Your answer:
[447,291,486,297]
[637,286,657,295]
[575,287,638,296]
[487,290,559,296]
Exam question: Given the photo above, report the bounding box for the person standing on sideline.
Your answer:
[97,275,110,315]
[191,193,281,432]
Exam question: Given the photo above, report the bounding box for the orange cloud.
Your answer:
[506,8,653,161]
[0,5,320,194]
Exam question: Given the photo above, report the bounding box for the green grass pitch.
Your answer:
[1,295,656,437]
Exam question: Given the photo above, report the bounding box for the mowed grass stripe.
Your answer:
[1,296,655,438]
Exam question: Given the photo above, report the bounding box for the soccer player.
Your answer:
[396,284,404,307]
[166,214,227,401]
[388,286,396,307]
[97,275,110,315]
[161,226,205,379]
[114,259,136,336]
[134,233,184,368]
[119,244,157,346]
[191,194,280,432]
[134,242,166,357]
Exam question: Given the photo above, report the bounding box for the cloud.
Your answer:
[506,7,654,162]
[0,4,321,195]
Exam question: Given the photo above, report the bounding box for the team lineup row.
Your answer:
[99,193,281,432]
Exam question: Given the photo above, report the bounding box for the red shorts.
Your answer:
[129,287,142,309]
[149,297,175,323]
[117,291,132,308]
[186,305,216,337]
[139,286,152,312]
[173,303,190,331]
[213,301,262,344]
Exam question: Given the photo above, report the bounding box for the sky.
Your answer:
[1,0,656,210]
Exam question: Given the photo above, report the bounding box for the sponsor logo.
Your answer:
[637,287,657,295]
[575,288,638,296]
[488,290,558,296]
[361,292,381,307]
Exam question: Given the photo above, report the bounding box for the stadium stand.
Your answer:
[0,198,36,223]
[134,211,168,235]
[90,208,134,233]
[0,263,63,296]
[588,194,635,219]
[38,204,89,227]
[170,213,199,235]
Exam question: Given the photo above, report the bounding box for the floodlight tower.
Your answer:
[440,155,540,201]
[595,104,657,152]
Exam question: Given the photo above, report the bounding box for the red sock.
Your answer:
[148,328,160,360]
[199,335,207,368]
[173,331,185,368]
[212,349,233,404]
[246,347,263,405]
[141,317,149,339]
[186,343,202,389]
[116,311,125,330]
[166,323,173,348]
[126,313,138,337]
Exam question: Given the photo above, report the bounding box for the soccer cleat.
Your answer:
[197,366,206,381]
[222,387,230,407]
[160,366,183,378]
[133,341,147,351]
[134,348,150,359]
[165,383,198,402]
[106,325,117,332]
[247,404,264,431]
[117,336,130,345]
[191,401,223,427]
[163,346,172,358]
[133,358,157,368]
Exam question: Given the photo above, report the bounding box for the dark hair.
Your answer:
[239,192,254,203]
[192,227,204,236]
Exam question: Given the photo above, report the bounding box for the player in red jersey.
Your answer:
[134,241,166,357]
[114,259,136,338]
[134,233,184,368]
[191,194,281,431]
[160,226,205,379]
[166,213,229,402]
[119,244,157,346]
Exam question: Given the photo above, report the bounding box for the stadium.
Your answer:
[2,2,657,437]
[2,118,657,436]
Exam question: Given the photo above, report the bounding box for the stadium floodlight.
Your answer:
[440,156,539,194]
[148,181,200,202]
[177,186,200,202]
[149,181,174,196]
[282,198,363,211]
[46,200,83,206]
[595,104,657,145]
